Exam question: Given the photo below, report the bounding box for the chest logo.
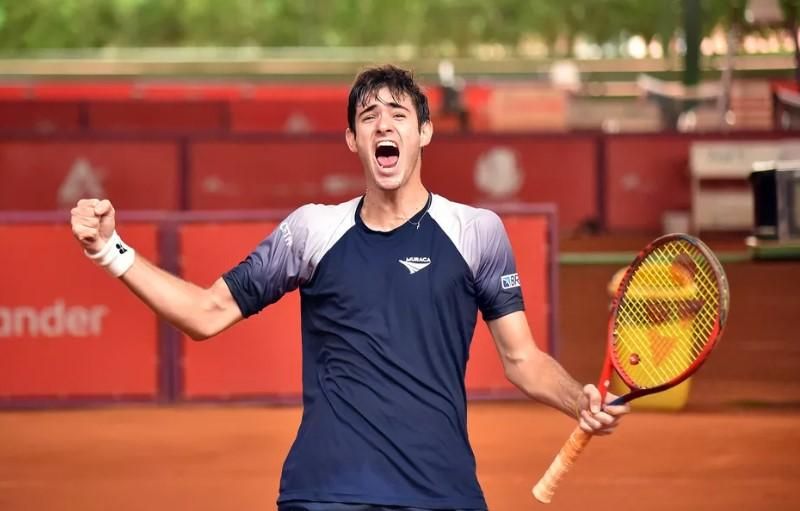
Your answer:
[399,256,431,274]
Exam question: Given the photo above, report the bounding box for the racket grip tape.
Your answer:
[532,427,592,503]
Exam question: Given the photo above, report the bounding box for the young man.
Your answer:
[70,65,628,511]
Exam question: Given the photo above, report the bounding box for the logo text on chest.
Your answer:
[399,256,431,274]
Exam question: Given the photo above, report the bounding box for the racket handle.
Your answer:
[532,426,592,503]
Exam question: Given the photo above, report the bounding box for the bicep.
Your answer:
[206,277,244,333]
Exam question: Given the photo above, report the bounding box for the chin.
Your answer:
[373,176,404,191]
[369,165,406,191]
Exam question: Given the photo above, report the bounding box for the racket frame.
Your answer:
[605,233,729,404]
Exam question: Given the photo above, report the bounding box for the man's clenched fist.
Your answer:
[70,199,116,254]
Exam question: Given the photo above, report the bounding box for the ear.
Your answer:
[345,128,358,153]
[420,120,433,148]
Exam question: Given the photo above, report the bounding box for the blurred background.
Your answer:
[0,1,799,510]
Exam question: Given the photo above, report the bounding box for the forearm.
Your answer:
[502,347,583,419]
[488,313,584,418]
[71,199,243,340]
[119,255,232,340]
[487,294,627,433]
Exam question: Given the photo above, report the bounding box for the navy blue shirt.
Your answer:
[223,193,524,510]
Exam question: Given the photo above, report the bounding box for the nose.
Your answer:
[376,112,393,134]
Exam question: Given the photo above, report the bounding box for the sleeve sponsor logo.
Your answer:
[501,273,521,290]
[279,221,293,248]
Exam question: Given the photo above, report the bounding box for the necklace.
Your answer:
[398,194,432,230]
[405,209,429,230]
[362,193,432,231]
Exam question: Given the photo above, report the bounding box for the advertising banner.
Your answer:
[179,221,303,398]
[87,101,227,133]
[0,141,181,210]
[0,102,82,133]
[605,135,693,231]
[189,139,362,210]
[189,136,595,229]
[0,224,160,401]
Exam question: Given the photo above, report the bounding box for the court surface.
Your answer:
[1,402,798,511]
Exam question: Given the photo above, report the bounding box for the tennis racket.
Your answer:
[532,233,730,504]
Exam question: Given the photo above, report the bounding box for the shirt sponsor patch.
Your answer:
[501,273,521,290]
[279,221,293,247]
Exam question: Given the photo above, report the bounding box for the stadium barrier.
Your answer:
[0,133,596,230]
[0,138,183,211]
[187,134,597,229]
[0,220,162,405]
[0,206,557,407]
[2,131,794,231]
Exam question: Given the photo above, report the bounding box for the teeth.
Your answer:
[377,140,397,148]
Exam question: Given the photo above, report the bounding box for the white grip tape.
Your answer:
[84,230,136,277]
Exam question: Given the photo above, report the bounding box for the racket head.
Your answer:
[608,234,729,398]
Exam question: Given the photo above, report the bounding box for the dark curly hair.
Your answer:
[347,64,430,133]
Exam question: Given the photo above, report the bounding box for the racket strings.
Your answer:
[613,240,721,388]
[618,276,702,382]
[622,244,717,381]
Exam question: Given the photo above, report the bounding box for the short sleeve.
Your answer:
[473,212,525,321]
[222,206,313,318]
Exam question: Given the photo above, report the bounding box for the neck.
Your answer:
[361,182,429,232]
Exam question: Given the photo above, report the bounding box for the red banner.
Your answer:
[605,135,693,231]
[229,84,349,134]
[0,141,180,210]
[189,139,361,210]
[424,136,596,229]
[33,82,135,100]
[87,101,227,133]
[189,136,595,229]
[4,82,493,133]
[0,224,160,399]
[139,83,248,100]
[230,99,346,134]
[180,221,303,398]
[179,215,551,399]
[0,84,30,100]
[0,102,82,133]
[227,84,488,133]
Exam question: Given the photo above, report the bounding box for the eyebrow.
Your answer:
[359,101,410,118]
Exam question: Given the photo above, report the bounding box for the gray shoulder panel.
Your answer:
[222,197,359,317]
[428,194,524,320]
[428,194,500,277]
[293,197,360,280]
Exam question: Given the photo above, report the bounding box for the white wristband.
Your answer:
[84,230,136,277]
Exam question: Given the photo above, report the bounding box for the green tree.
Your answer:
[0,0,767,58]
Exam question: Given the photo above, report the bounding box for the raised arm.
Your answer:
[71,199,243,340]
[487,311,628,434]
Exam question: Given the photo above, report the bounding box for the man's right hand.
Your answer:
[70,199,116,254]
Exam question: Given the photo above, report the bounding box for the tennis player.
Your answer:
[70,65,628,511]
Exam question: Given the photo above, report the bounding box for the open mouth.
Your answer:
[375,140,400,168]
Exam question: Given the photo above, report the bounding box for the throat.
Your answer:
[360,190,431,232]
